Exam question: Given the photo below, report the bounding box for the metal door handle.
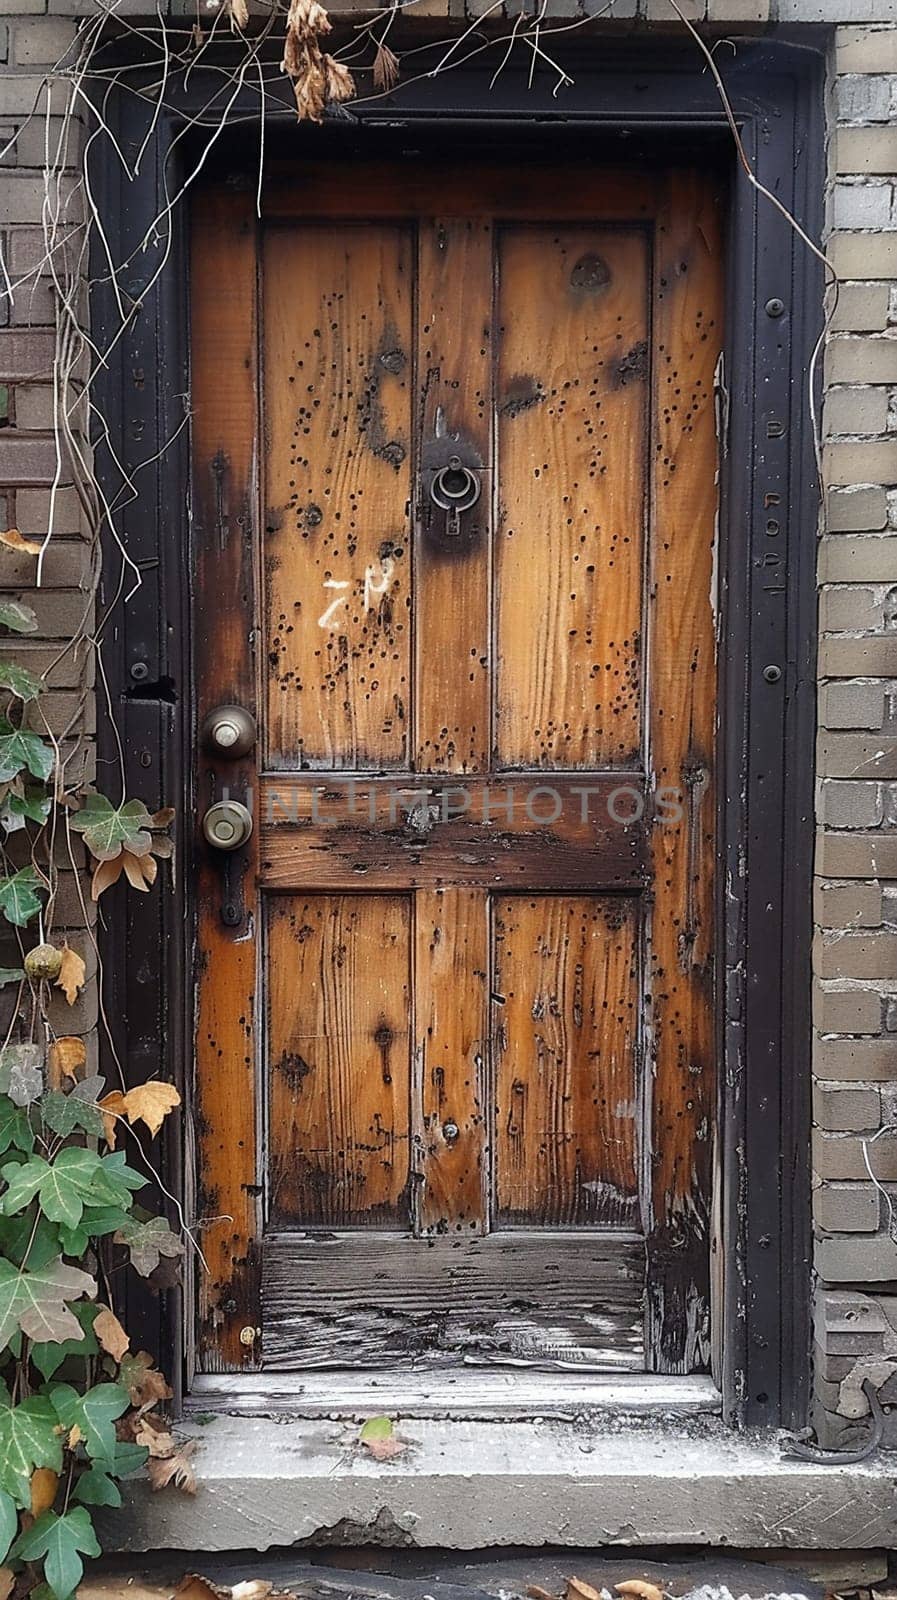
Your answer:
[201,704,256,758]
[202,800,253,851]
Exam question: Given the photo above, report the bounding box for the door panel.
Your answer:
[191,162,723,1381]
[495,227,647,770]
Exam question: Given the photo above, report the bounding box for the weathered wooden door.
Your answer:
[191,160,722,1381]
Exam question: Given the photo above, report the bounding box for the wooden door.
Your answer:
[191,161,722,1380]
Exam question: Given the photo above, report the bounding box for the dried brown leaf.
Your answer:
[528,1587,560,1599]
[122,849,153,892]
[173,1580,229,1600]
[91,854,124,900]
[119,1350,173,1408]
[48,1035,87,1089]
[30,1465,58,1516]
[147,1438,197,1494]
[0,527,43,556]
[55,940,86,1006]
[324,53,355,102]
[93,1304,130,1363]
[0,1568,13,1600]
[97,1089,126,1148]
[372,39,399,91]
[232,1585,276,1600]
[567,1582,602,1600]
[121,1079,181,1137]
[150,807,176,829]
[615,1583,663,1600]
[135,1416,176,1458]
[228,0,248,25]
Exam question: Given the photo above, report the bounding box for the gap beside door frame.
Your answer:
[94,34,824,1432]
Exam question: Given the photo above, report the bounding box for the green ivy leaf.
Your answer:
[0,1486,17,1562]
[31,1303,99,1383]
[0,660,43,700]
[1,1147,115,1229]
[0,719,55,784]
[113,1212,184,1277]
[0,1042,43,1106]
[41,1087,104,1141]
[69,795,153,862]
[0,600,38,636]
[73,1439,148,1509]
[11,1505,101,1600]
[3,788,52,826]
[0,1391,62,1504]
[0,966,25,986]
[57,1206,131,1258]
[0,1255,96,1347]
[0,866,45,926]
[0,1096,34,1155]
[359,1415,394,1443]
[0,1209,61,1271]
[48,1381,130,1468]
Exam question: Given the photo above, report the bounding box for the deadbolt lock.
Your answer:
[202,800,253,852]
[201,704,256,758]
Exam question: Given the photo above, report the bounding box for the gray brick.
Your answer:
[814,1182,880,1232]
[0,174,78,229]
[814,1082,881,1131]
[816,880,882,927]
[816,1035,897,1080]
[7,224,82,276]
[825,438,897,487]
[825,386,891,438]
[814,1129,897,1181]
[25,689,94,739]
[829,235,897,281]
[8,638,94,688]
[834,128,897,179]
[833,74,894,124]
[831,182,895,232]
[820,537,897,582]
[819,779,883,828]
[706,0,768,15]
[817,1231,897,1282]
[820,734,897,780]
[817,933,897,980]
[836,26,897,73]
[0,329,54,381]
[830,281,892,332]
[15,485,83,536]
[12,17,77,64]
[11,588,91,637]
[821,636,897,675]
[9,277,57,326]
[821,587,886,631]
[0,431,58,484]
[827,337,897,387]
[0,538,89,587]
[814,984,882,1032]
[827,485,889,530]
[820,678,889,736]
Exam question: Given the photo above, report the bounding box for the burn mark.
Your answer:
[358,325,409,471]
[570,252,611,294]
[304,503,323,529]
[611,340,649,388]
[499,375,545,419]
[276,1050,313,1091]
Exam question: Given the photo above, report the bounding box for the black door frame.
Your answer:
[94,32,824,1430]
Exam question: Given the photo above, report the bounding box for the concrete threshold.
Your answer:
[105,1412,897,1553]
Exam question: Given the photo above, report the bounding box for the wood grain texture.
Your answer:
[191,189,261,1372]
[267,894,412,1228]
[415,219,492,774]
[413,890,488,1235]
[260,775,648,891]
[644,172,721,1373]
[263,163,662,223]
[493,896,640,1229]
[262,1232,645,1370]
[495,228,648,770]
[263,226,412,770]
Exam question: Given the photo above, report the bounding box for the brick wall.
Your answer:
[1,0,896,1466]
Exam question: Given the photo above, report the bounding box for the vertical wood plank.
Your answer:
[413,889,488,1236]
[495,228,648,770]
[267,895,412,1228]
[646,172,722,1372]
[263,226,413,771]
[415,219,493,774]
[191,189,260,1370]
[493,896,640,1229]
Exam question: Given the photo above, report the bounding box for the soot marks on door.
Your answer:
[499,374,545,419]
[611,339,649,388]
[358,327,408,470]
[569,252,611,294]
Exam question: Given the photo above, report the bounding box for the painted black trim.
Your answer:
[93,34,823,1430]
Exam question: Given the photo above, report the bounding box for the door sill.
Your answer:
[186,1371,720,1420]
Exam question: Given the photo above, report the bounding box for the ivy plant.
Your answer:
[0,605,184,1599]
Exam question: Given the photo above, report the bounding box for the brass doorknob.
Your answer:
[202,800,253,851]
[201,704,256,758]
